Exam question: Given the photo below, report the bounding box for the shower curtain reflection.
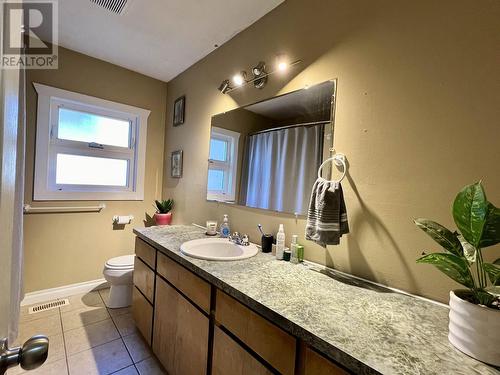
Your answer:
[239,124,324,215]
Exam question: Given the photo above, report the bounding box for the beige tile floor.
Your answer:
[8,289,166,375]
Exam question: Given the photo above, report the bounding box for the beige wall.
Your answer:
[24,47,167,292]
[212,108,272,201]
[164,0,500,303]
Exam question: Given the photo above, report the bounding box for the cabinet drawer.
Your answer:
[157,252,210,313]
[212,326,272,375]
[132,287,153,345]
[215,290,296,375]
[154,276,209,375]
[299,346,347,375]
[133,257,154,303]
[135,237,156,269]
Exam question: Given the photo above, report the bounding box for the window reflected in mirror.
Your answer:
[207,127,240,202]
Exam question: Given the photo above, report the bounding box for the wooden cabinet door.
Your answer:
[153,276,209,375]
[131,287,153,345]
[133,257,154,302]
[216,290,296,375]
[299,346,347,375]
[157,252,211,312]
[135,237,156,268]
[212,326,272,375]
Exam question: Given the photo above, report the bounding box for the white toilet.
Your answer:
[103,255,135,308]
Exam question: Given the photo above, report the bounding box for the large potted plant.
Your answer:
[154,199,174,225]
[414,181,500,366]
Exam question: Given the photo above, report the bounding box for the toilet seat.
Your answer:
[105,255,135,270]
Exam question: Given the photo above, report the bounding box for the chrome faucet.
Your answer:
[228,232,250,246]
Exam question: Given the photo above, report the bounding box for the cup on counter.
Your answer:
[283,249,291,261]
[261,234,273,253]
[206,220,218,236]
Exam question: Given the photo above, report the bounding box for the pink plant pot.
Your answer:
[155,212,172,226]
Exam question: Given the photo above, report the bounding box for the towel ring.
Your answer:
[317,154,347,183]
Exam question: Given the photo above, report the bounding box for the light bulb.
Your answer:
[233,75,244,86]
[252,61,266,76]
[276,53,289,72]
[232,71,246,86]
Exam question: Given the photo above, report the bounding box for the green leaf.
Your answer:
[416,253,475,288]
[414,219,463,256]
[457,234,476,262]
[474,290,497,306]
[483,263,500,286]
[479,202,500,248]
[494,258,500,265]
[154,199,174,213]
[452,182,488,247]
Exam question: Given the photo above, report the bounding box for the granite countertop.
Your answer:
[134,225,499,375]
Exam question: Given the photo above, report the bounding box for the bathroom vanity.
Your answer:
[132,225,498,375]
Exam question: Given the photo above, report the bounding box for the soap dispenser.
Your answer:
[220,214,231,238]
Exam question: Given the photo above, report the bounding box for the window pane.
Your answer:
[56,154,128,186]
[207,169,225,191]
[58,108,130,147]
[209,138,227,161]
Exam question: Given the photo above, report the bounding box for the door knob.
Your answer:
[0,335,49,374]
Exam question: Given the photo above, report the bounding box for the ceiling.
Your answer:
[55,0,284,82]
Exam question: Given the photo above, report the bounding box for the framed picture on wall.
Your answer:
[173,95,185,126]
[171,150,183,178]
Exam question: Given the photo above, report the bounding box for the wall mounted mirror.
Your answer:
[206,79,336,215]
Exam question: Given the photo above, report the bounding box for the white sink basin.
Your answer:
[180,238,258,261]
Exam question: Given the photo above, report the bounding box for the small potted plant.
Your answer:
[414,181,499,366]
[154,199,174,225]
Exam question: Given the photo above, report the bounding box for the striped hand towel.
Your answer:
[305,178,349,247]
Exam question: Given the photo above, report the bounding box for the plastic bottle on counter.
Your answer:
[290,234,299,264]
[220,214,231,238]
[276,224,285,260]
[296,244,304,262]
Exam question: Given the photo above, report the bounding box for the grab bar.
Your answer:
[23,203,106,214]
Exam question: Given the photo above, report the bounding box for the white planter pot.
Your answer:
[448,290,500,366]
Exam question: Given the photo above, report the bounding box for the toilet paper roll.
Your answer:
[114,215,133,224]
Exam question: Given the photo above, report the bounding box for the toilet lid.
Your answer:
[106,255,135,269]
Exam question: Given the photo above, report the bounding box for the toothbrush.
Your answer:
[258,224,265,235]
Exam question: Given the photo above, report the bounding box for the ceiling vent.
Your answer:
[90,0,129,15]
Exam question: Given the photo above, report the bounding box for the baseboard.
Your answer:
[21,278,109,306]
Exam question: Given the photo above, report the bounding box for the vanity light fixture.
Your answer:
[217,54,301,94]
[232,71,247,86]
[217,79,231,94]
[252,61,267,89]
[252,61,266,76]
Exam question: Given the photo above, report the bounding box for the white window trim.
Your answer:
[207,127,239,202]
[33,83,150,201]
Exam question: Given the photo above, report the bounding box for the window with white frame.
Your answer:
[33,83,150,200]
[207,127,240,202]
